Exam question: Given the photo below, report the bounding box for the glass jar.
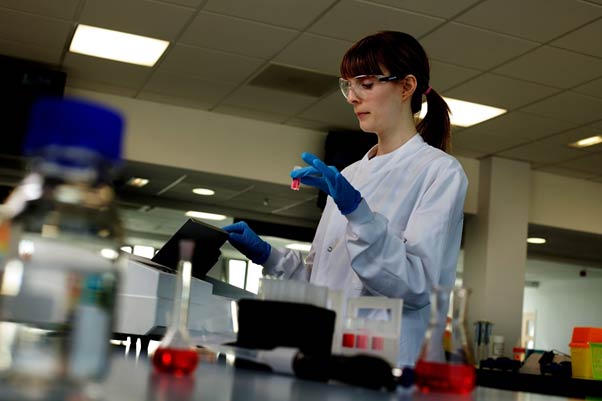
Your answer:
[0,97,125,399]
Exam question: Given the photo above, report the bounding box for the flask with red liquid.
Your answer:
[415,287,475,394]
[152,240,199,376]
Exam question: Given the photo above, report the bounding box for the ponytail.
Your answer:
[415,88,451,153]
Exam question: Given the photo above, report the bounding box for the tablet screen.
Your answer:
[152,218,229,278]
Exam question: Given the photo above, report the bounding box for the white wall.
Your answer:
[66,89,327,186]
[530,171,602,235]
[523,262,602,354]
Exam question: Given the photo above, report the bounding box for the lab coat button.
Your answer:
[327,246,333,252]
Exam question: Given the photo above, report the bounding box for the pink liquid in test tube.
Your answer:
[291,166,301,191]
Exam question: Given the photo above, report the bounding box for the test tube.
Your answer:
[291,166,301,191]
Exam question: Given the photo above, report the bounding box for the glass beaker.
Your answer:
[415,287,475,394]
[152,240,199,376]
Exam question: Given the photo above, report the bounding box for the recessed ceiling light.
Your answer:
[527,237,546,244]
[285,243,312,252]
[568,135,602,148]
[69,24,169,67]
[127,177,149,187]
[192,188,215,196]
[100,248,119,260]
[185,211,227,221]
[420,97,507,127]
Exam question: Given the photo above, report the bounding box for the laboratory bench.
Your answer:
[95,353,582,401]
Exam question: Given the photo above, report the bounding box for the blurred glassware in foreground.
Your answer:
[152,240,199,376]
[0,97,125,399]
[415,287,476,394]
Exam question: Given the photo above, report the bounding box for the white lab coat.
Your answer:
[263,134,468,367]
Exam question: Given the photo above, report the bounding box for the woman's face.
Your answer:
[343,68,407,136]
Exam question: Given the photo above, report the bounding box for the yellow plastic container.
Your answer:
[591,342,602,381]
[570,327,602,379]
[571,343,593,379]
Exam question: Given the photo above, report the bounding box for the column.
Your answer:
[463,156,530,356]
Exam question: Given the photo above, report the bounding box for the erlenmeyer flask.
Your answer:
[152,240,199,376]
[415,287,475,394]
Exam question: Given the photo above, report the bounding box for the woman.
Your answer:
[224,31,468,367]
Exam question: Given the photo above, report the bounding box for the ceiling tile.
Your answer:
[534,166,598,180]
[272,200,323,220]
[0,0,80,20]
[297,91,358,131]
[558,153,602,174]
[204,0,338,30]
[274,33,352,75]
[494,46,602,89]
[0,8,72,48]
[308,0,443,42]
[63,52,153,88]
[456,0,602,42]
[421,23,538,70]
[79,0,195,40]
[455,111,576,143]
[574,76,602,100]
[180,12,298,59]
[159,44,264,84]
[136,91,215,111]
[451,147,488,159]
[0,38,63,65]
[541,125,602,154]
[65,77,139,97]
[446,73,560,110]
[552,19,602,58]
[452,128,531,155]
[212,105,289,124]
[519,91,602,125]
[221,86,319,115]
[498,137,586,164]
[429,60,481,92]
[140,71,237,106]
[363,0,481,19]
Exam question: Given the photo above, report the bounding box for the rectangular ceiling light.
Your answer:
[420,97,507,127]
[568,135,602,148]
[69,24,169,67]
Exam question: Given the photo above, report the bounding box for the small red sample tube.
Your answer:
[342,333,355,348]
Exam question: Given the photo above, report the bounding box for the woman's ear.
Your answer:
[401,74,417,101]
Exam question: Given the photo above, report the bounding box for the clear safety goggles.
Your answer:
[338,74,401,100]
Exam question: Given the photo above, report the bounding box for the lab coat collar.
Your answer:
[363,133,424,168]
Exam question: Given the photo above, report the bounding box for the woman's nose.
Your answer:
[346,87,360,104]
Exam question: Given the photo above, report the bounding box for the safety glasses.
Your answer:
[338,74,401,100]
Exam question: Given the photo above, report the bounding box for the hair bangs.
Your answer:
[340,38,385,78]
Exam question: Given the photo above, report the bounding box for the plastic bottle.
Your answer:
[0,97,125,399]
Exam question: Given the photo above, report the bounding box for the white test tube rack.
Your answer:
[337,296,403,367]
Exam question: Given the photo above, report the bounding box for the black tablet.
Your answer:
[152,218,229,278]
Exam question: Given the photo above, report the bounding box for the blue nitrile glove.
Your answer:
[290,152,362,215]
[223,221,271,265]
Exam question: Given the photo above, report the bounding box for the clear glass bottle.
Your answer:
[415,286,476,394]
[0,97,125,399]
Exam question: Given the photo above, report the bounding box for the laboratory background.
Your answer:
[0,0,601,398]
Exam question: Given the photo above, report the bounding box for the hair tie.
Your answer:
[424,86,432,96]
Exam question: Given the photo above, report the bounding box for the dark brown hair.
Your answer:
[340,31,451,152]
